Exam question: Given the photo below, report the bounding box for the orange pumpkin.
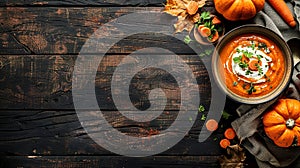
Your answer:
[213,0,265,21]
[263,99,300,148]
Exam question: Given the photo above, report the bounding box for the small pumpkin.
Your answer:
[263,99,300,148]
[213,0,265,21]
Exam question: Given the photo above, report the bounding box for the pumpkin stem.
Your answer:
[286,118,295,129]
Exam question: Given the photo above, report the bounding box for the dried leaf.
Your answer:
[164,0,186,16]
[164,0,207,33]
[164,8,186,16]
[186,1,199,15]
[174,16,194,33]
[195,0,206,8]
[219,144,246,168]
[191,13,200,23]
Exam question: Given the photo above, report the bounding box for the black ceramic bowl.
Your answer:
[212,25,293,104]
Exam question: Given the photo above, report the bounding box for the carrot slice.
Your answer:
[220,139,231,149]
[197,24,205,30]
[212,16,221,25]
[208,31,219,43]
[267,0,296,27]
[205,119,219,132]
[224,128,236,140]
[248,59,260,71]
[198,27,211,37]
[241,55,249,63]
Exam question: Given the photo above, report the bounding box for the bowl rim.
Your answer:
[212,24,293,104]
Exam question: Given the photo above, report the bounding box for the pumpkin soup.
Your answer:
[218,34,285,97]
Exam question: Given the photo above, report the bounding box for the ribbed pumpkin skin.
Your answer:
[214,0,265,21]
[263,99,300,148]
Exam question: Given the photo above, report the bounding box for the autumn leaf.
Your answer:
[174,15,194,33]
[219,144,246,168]
[164,0,206,33]
[164,0,186,17]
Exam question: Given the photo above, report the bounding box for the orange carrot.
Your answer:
[249,59,260,71]
[267,0,296,27]
[224,128,236,140]
[198,27,211,37]
[241,56,249,63]
[208,31,219,43]
[205,119,219,132]
[220,139,231,149]
[212,16,221,25]
[197,24,205,30]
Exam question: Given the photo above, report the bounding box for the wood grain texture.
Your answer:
[0,7,172,54]
[0,110,223,156]
[0,54,212,110]
[0,1,257,168]
[0,6,216,55]
[0,156,221,168]
[0,0,166,7]
[0,0,214,7]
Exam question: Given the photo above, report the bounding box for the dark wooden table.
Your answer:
[0,0,274,167]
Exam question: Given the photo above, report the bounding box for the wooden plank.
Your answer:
[0,155,265,168]
[0,54,75,109]
[0,0,214,7]
[0,7,174,54]
[0,103,238,156]
[0,6,216,55]
[0,54,212,110]
[0,156,221,168]
[0,110,223,156]
[0,0,166,7]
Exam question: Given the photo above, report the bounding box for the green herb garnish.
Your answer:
[257,54,262,61]
[233,56,248,69]
[247,83,256,95]
[222,111,232,120]
[258,42,267,49]
[201,114,206,121]
[258,42,270,53]
[239,61,248,69]
[242,50,253,58]
[256,64,263,76]
[233,56,242,63]
[205,49,213,55]
[184,35,192,44]
[200,11,211,21]
[198,105,205,113]
[245,69,253,75]
[251,41,255,50]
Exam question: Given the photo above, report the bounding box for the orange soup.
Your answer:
[218,34,285,97]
